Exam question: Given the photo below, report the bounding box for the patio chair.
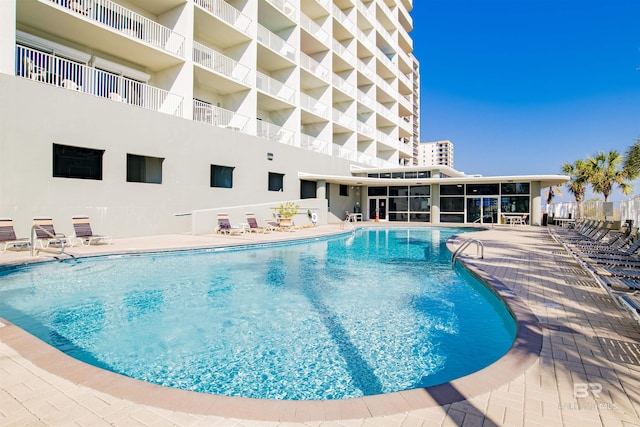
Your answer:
[0,218,30,252]
[216,213,245,235]
[33,217,68,248]
[245,213,273,233]
[71,216,112,246]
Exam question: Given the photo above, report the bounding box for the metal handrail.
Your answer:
[451,238,484,265]
[30,224,65,257]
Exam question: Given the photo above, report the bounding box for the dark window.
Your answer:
[210,165,234,188]
[380,172,391,179]
[501,196,530,213]
[127,154,163,184]
[501,182,530,195]
[388,197,409,211]
[391,172,404,179]
[389,186,409,197]
[268,172,284,191]
[368,186,388,196]
[440,197,464,212]
[339,184,349,196]
[410,185,430,196]
[301,180,317,199]
[404,171,417,179]
[417,171,431,179]
[440,213,465,223]
[440,184,465,195]
[53,144,104,180]
[466,184,499,195]
[367,173,379,178]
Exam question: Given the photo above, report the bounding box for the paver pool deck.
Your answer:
[1,224,639,426]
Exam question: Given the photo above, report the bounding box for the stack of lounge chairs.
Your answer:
[549,218,640,325]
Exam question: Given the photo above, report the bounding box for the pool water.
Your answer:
[0,227,516,400]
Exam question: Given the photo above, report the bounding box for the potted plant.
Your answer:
[276,201,299,227]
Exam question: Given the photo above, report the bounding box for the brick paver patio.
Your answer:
[1,225,639,426]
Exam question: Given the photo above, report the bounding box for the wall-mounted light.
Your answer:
[267,152,274,161]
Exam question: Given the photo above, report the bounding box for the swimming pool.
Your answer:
[0,227,516,400]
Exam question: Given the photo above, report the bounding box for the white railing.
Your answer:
[548,200,624,221]
[300,133,331,155]
[257,24,296,61]
[332,143,357,161]
[193,42,251,85]
[16,45,183,116]
[332,73,355,96]
[332,5,355,33]
[620,196,640,225]
[376,130,396,148]
[357,59,375,80]
[376,76,395,96]
[332,108,354,128]
[193,100,249,131]
[300,14,329,45]
[48,0,185,57]
[356,1,375,23]
[300,52,330,81]
[357,90,374,110]
[195,0,252,34]
[375,49,394,70]
[357,121,375,138]
[332,39,355,64]
[316,0,331,11]
[375,102,395,122]
[256,71,296,103]
[256,120,295,145]
[357,29,375,53]
[300,93,330,119]
[264,0,296,19]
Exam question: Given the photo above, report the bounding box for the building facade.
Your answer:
[417,140,453,167]
[0,1,566,238]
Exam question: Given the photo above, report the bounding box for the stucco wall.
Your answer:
[0,75,353,238]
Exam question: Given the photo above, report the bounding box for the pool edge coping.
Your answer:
[0,228,542,422]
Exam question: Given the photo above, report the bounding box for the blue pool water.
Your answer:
[0,227,516,400]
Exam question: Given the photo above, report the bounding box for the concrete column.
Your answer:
[431,184,440,224]
[0,1,16,75]
[531,181,542,226]
[316,180,327,200]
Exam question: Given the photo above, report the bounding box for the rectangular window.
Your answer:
[268,172,284,192]
[368,186,388,196]
[339,184,349,196]
[210,165,234,188]
[440,197,465,212]
[440,184,465,196]
[466,184,499,195]
[127,154,163,184]
[501,182,530,195]
[53,143,104,180]
[301,180,317,199]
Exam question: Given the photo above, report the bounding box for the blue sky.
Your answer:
[410,0,640,201]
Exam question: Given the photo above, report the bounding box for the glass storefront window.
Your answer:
[466,184,499,195]
[441,184,465,195]
[501,196,530,213]
[501,183,530,194]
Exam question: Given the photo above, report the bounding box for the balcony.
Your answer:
[194,0,252,48]
[17,45,183,116]
[18,0,186,71]
[301,133,331,155]
[256,120,295,145]
[333,143,356,162]
[256,71,296,105]
[263,0,296,19]
[300,52,330,82]
[332,73,355,97]
[300,14,330,46]
[332,108,355,129]
[332,39,355,65]
[257,24,297,63]
[193,42,251,94]
[193,100,249,131]
[300,93,330,120]
[332,5,355,34]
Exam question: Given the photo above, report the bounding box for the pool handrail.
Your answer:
[451,238,484,264]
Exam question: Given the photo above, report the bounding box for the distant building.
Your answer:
[417,140,454,167]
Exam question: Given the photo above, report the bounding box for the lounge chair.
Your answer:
[216,213,245,235]
[71,216,112,246]
[33,217,68,248]
[0,218,30,252]
[245,213,273,233]
[619,294,640,325]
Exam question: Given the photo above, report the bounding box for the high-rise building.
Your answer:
[417,140,454,167]
[1,0,419,235]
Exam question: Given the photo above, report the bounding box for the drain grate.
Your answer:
[552,250,571,257]
[598,338,640,366]
[566,278,599,288]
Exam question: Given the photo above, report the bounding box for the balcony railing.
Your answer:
[193,100,249,131]
[256,120,294,145]
[300,52,330,81]
[195,0,252,34]
[256,72,296,104]
[301,133,331,155]
[332,143,356,162]
[257,24,296,61]
[264,0,296,19]
[332,108,355,128]
[48,0,185,57]
[300,14,329,45]
[16,45,183,116]
[332,5,355,33]
[300,93,330,119]
[332,39,355,64]
[332,73,354,96]
[193,42,251,85]
[357,59,375,81]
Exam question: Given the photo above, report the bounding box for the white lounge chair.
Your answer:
[0,218,30,252]
[71,216,112,246]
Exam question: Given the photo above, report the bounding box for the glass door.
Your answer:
[368,198,387,220]
[466,197,498,224]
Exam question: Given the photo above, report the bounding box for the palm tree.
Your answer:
[585,150,633,201]
[623,138,640,180]
[561,159,588,218]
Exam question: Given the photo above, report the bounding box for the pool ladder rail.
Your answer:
[451,238,484,265]
[30,223,69,257]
